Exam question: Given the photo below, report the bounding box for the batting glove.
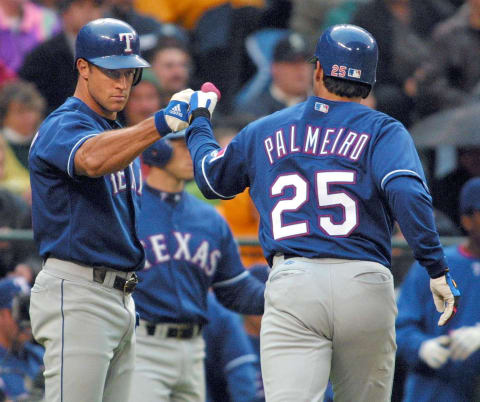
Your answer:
[154,89,194,136]
[450,324,480,361]
[430,271,460,326]
[188,90,218,124]
[419,335,451,369]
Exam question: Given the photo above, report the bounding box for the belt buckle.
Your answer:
[123,273,138,295]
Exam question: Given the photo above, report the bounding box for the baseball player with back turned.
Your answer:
[129,129,264,401]
[184,24,460,401]
[28,18,198,402]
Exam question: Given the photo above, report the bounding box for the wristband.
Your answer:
[189,107,211,124]
[154,110,170,137]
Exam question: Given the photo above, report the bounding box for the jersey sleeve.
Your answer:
[211,215,265,315]
[186,117,250,199]
[371,119,427,191]
[35,113,99,178]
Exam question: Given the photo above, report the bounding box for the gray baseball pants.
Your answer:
[30,258,136,402]
[260,256,397,402]
[129,321,206,402]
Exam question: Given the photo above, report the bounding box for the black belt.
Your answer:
[93,268,138,294]
[145,322,203,339]
[283,253,302,260]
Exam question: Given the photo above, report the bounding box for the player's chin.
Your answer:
[109,98,129,111]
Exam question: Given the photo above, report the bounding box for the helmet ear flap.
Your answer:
[133,68,143,86]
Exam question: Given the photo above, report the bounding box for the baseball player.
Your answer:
[28,18,197,402]
[184,24,460,401]
[396,177,480,402]
[204,292,258,402]
[129,131,265,401]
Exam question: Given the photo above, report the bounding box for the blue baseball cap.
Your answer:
[459,177,480,215]
[0,277,30,310]
[142,129,186,168]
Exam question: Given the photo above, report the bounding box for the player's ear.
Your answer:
[77,58,90,80]
[314,62,323,83]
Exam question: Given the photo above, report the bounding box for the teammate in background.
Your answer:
[129,131,265,401]
[203,292,258,402]
[0,277,44,401]
[396,177,480,402]
[185,24,460,401]
[28,18,196,402]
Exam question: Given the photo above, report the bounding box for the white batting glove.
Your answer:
[450,324,480,361]
[419,335,451,369]
[154,89,194,136]
[430,271,460,326]
[188,90,218,123]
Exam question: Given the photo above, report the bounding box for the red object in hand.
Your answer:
[200,82,221,100]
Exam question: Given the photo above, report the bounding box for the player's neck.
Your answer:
[146,168,184,193]
[314,86,362,103]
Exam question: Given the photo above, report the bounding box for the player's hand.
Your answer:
[188,82,221,123]
[449,324,480,361]
[419,335,451,369]
[154,89,194,136]
[430,271,460,326]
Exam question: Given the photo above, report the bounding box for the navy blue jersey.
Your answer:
[397,245,480,402]
[29,97,145,271]
[187,96,446,274]
[204,293,258,402]
[133,184,264,324]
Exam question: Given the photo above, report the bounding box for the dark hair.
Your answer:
[148,37,190,63]
[323,76,371,99]
[0,80,46,126]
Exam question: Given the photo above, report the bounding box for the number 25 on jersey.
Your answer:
[270,171,358,240]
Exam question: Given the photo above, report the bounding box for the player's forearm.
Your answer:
[214,276,265,315]
[384,176,448,277]
[75,117,159,177]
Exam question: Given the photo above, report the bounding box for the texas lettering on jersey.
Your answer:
[109,162,143,196]
[141,231,221,277]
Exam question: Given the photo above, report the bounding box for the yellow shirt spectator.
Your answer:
[134,0,264,30]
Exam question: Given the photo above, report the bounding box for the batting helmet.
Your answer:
[312,24,378,87]
[75,18,150,85]
[142,130,186,168]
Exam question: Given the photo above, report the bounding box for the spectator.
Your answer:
[133,0,264,30]
[0,60,16,88]
[0,277,44,401]
[0,0,60,72]
[0,188,37,279]
[204,292,258,402]
[149,38,192,107]
[396,177,480,401]
[0,135,30,199]
[19,0,104,114]
[104,0,175,56]
[236,32,312,119]
[431,147,480,228]
[351,0,433,126]
[415,0,480,118]
[123,70,161,126]
[0,80,45,169]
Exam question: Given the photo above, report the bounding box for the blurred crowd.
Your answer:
[1,0,480,400]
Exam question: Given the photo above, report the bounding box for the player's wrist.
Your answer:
[154,110,170,137]
[189,107,210,124]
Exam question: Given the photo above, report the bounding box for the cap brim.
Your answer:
[89,54,150,69]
